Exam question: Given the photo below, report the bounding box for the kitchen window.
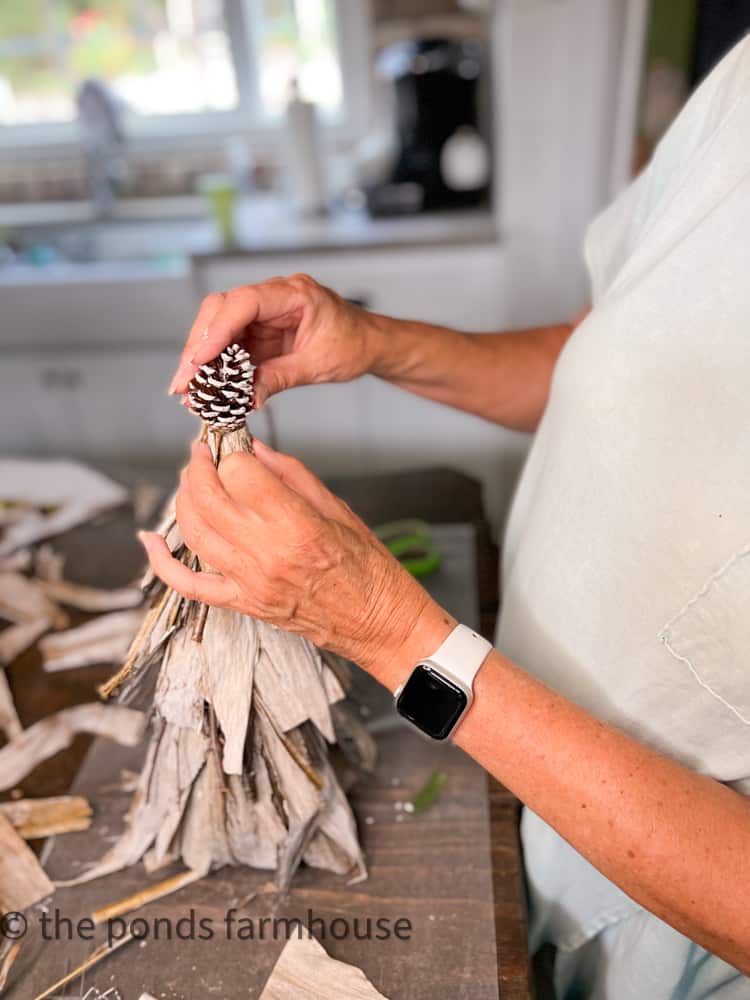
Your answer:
[0,0,369,153]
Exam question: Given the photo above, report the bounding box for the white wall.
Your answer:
[492,0,648,323]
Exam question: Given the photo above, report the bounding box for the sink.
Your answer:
[0,196,221,262]
[13,216,218,263]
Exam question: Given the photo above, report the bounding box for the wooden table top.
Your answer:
[2,465,530,1000]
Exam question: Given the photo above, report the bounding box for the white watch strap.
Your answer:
[428,624,492,689]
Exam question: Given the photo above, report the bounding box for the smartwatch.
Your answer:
[394,624,493,740]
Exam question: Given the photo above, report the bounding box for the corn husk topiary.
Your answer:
[71,347,374,891]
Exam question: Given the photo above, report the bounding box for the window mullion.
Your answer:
[224,0,262,122]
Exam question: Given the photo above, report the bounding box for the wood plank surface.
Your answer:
[5,694,499,999]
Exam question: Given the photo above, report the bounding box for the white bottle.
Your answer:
[284,80,327,216]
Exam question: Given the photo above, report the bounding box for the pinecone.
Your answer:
[187,344,256,430]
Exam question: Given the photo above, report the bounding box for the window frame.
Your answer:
[0,0,371,161]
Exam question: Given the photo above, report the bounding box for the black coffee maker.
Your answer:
[368,37,489,216]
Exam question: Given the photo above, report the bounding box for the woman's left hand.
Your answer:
[139,439,451,687]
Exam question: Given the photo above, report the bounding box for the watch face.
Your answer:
[396,664,468,740]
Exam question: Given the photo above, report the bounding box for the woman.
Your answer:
[143,38,750,998]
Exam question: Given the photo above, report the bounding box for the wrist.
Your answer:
[357,569,456,693]
[364,312,419,382]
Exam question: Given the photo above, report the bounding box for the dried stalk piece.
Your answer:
[0,795,92,839]
[81,346,369,895]
[259,923,388,999]
[0,703,146,792]
[40,609,145,672]
[91,868,204,925]
[0,812,54,913]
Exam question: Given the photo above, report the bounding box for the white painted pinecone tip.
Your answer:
[187,344,256,430]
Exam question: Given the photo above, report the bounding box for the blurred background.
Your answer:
[1,0,749,534]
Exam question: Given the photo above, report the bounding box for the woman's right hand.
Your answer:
[168,274,382,408]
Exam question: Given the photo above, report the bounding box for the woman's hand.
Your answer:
[169,275,384,408]
[138,439,453,688]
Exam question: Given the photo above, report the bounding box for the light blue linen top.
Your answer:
[496,37,750,1000]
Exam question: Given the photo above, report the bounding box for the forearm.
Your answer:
[370,601,750,972]
[365,312,573,432]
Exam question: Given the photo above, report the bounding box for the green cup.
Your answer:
[199,173,238,246]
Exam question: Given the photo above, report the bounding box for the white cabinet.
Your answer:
[1,351,191,461]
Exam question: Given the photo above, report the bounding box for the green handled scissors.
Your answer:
[373,519,441,578]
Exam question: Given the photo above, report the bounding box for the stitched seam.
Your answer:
[658,543,750,727]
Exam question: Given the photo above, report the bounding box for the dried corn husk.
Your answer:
[260,924,388,999]
[0,571,68,668]
[0,703,146,792]
[0,812,54,912]
[36,578,143,613]
[0,618,51,668]
[39,609,145,672]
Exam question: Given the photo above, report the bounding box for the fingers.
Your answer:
[216,448,299,519]
[176,468,251,574]
[193,280,308,370]
[183,442,261,537]
[169,292,225,394]
[250,439,358,524]
[138,532,236,605]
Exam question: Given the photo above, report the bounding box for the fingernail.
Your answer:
[169,360,196,395]
[137,530,151,546]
